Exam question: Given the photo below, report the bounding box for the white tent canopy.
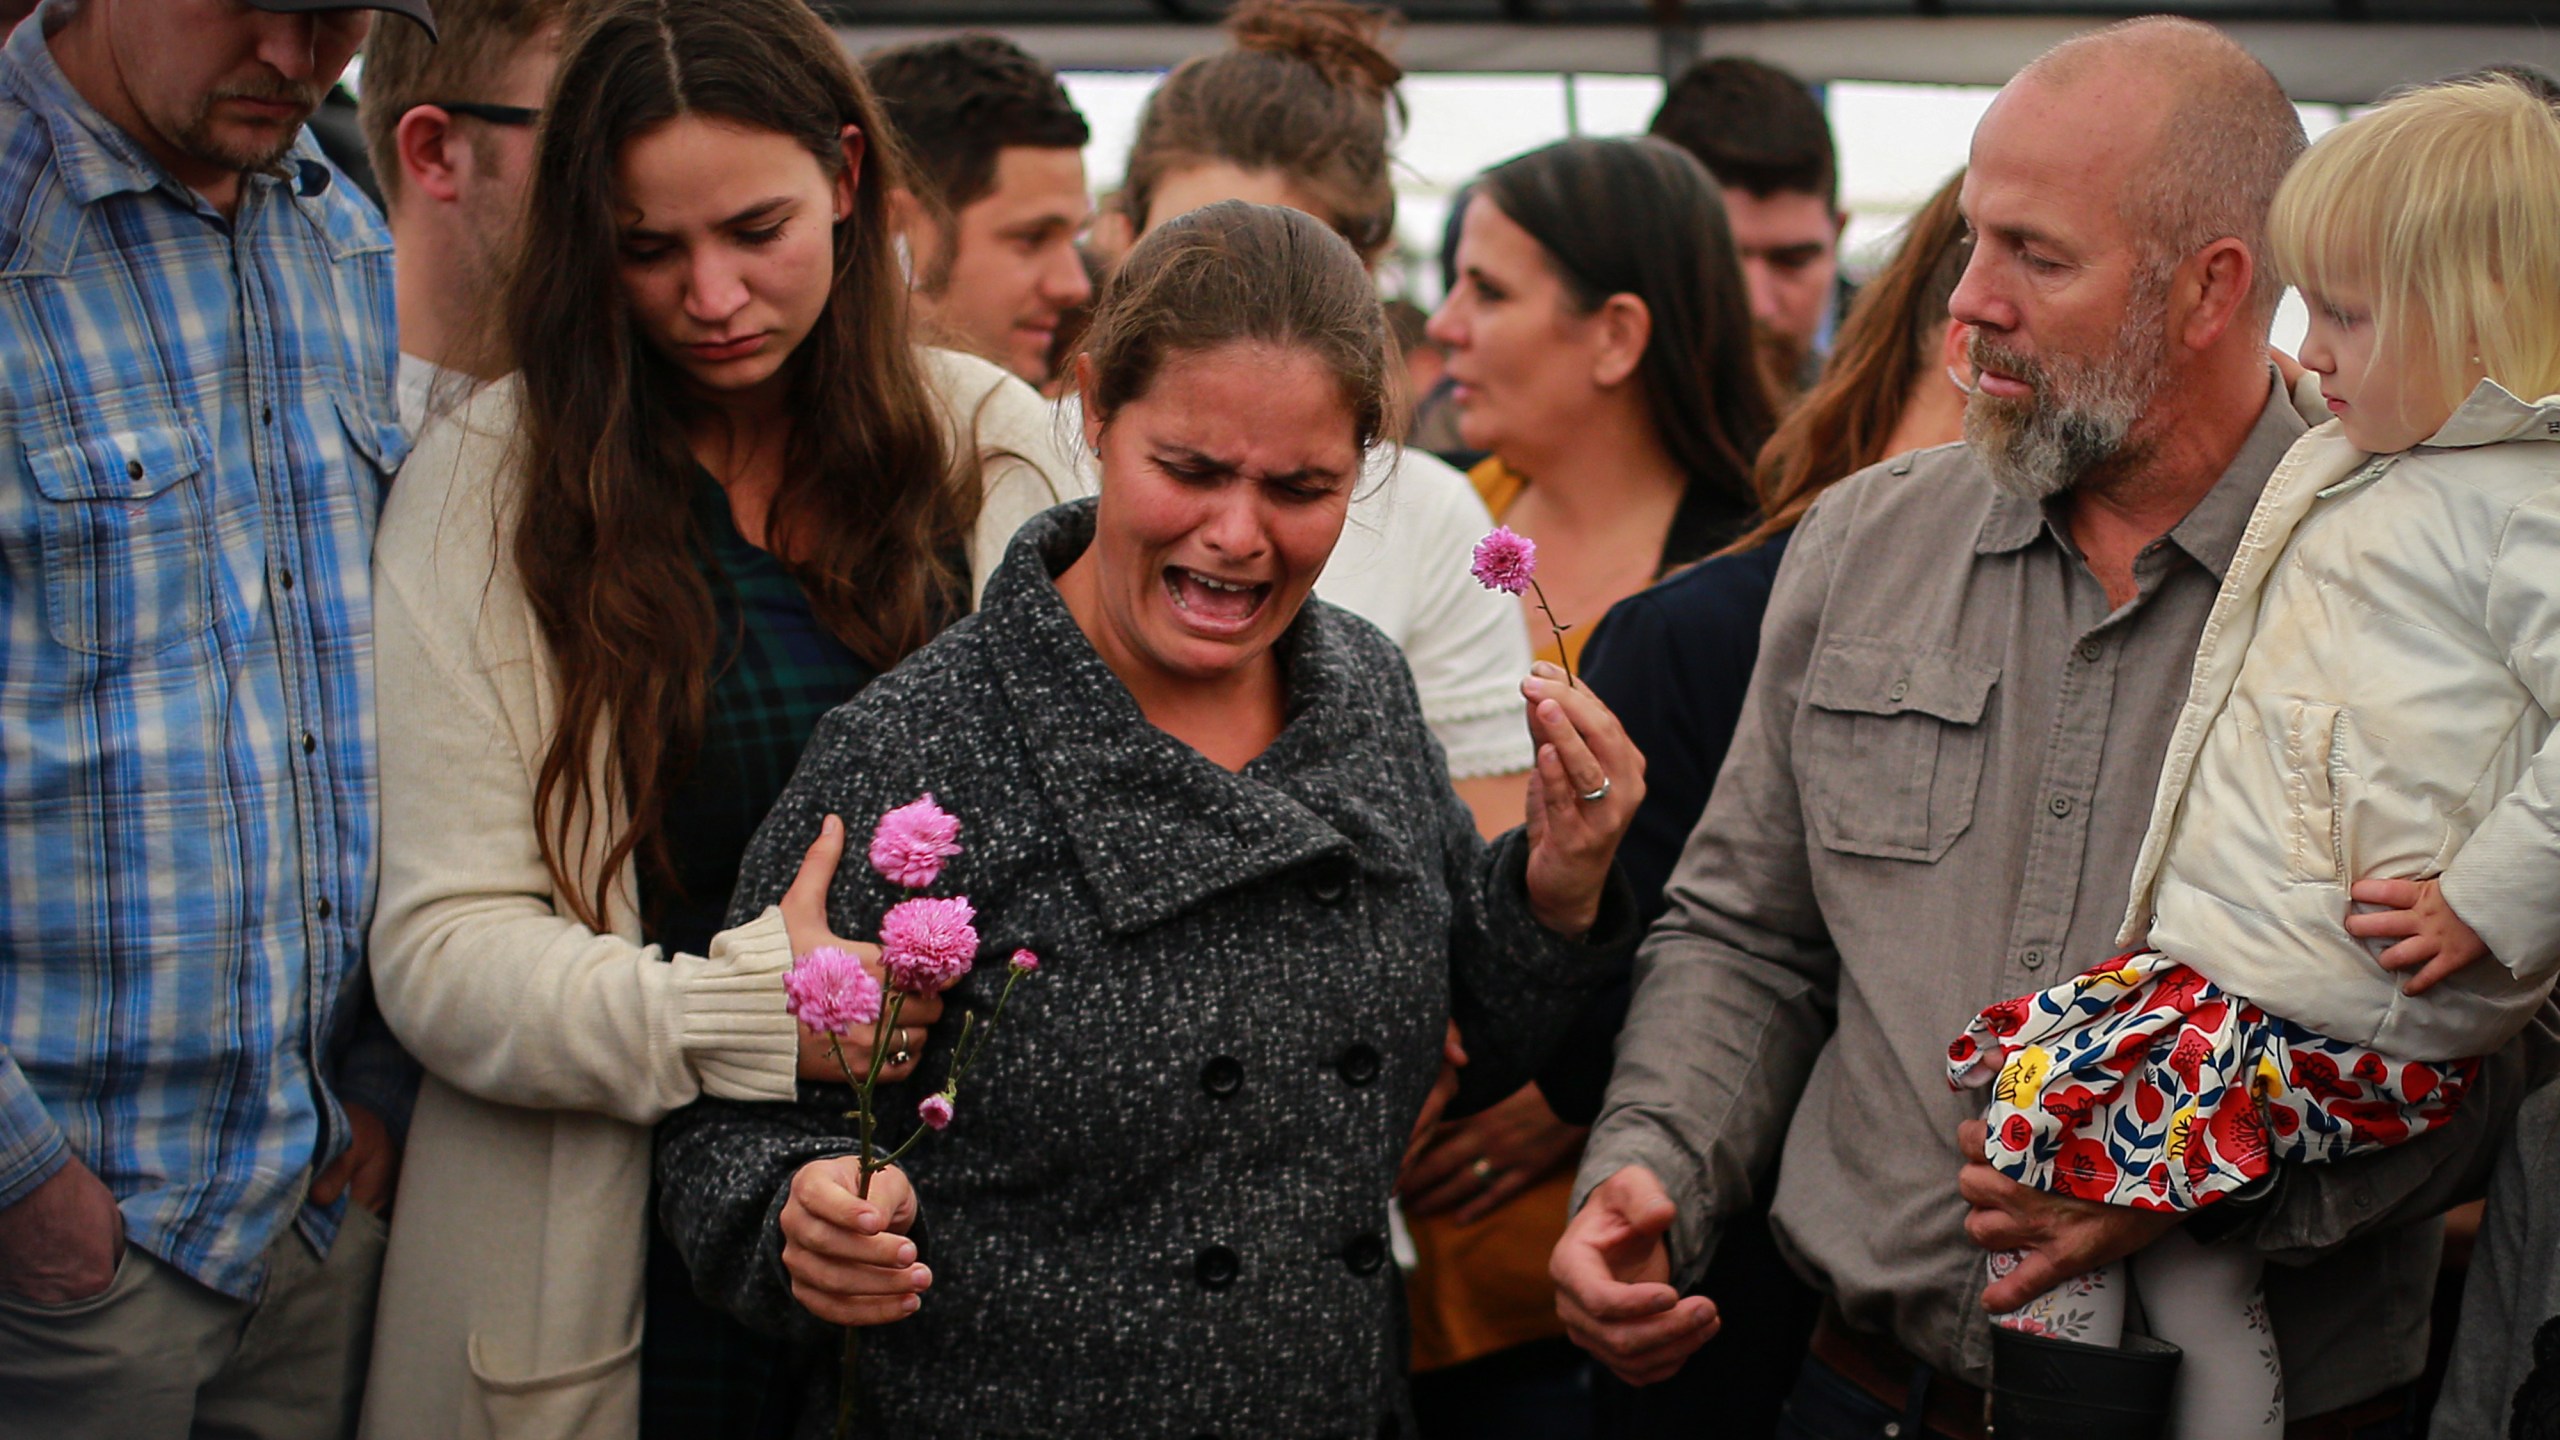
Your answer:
[830,9,2560,105]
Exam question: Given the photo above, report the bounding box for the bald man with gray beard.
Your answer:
[1553,18,2545,1438]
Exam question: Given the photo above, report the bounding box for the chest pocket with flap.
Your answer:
[24,416,215,659]
[1798,638,2000,863]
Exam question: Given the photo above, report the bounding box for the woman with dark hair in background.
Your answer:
[1102,0,1538,836]
[1562,169,1974,1440]
[655,200,1647,1438]
[359,0,1075,1434]
[1403,135,1777,1438]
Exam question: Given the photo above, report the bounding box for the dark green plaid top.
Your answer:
[640,469,886,1440]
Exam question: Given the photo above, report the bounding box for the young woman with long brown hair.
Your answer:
[356,1,1075,1435]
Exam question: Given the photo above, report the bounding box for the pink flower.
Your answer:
[880,895,979,993]
[1470,526,1537,596]
[869,794,963,890]
[1009,948,1040,975]
[918,1093,954,1130]
[783,946,883,1036]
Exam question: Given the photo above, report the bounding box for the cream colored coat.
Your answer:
[2120,381,2560,1061]
[359,350,1076,1440]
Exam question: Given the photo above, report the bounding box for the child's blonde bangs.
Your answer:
[2270,78,2560,411]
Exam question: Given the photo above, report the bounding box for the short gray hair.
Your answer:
[2023,17,2306,324]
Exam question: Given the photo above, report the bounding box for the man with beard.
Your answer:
[1555,17,2535,1438]
[358,0,565,429]
[0,0,430,1433]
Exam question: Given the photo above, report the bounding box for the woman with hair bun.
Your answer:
[1105,0,1539,837]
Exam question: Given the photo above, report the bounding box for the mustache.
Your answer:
[1967,334,2044,394]
[210,75,322,111]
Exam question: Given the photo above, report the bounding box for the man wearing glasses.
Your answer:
[357,0,563,429]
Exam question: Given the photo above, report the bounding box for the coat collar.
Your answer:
[977,499,1377,936]
[2423,378,2560,450]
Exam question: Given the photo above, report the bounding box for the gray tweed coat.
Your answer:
[657,499,1634,1440]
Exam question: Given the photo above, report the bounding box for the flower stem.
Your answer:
[1525,579,1578,687]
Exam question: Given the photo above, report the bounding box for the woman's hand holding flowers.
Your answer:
[779,815,942,1083]
[781,1155,929,1327]
[1520,662,1643,937]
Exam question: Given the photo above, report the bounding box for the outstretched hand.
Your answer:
[2347,876,2491,996]
[1552,1165,1717,1386]
[778,815,942,1083]
[1521,663,1644,936]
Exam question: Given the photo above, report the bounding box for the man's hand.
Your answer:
[0,1155,125,1304]
[2347,876,2491,997]
[1551,1165,1717,1386]
[1957,1119,2176,1313]
[782,1157,928,1327]
[310,1102,400,1215]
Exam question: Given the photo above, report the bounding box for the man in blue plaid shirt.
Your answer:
[0,0,434,1432]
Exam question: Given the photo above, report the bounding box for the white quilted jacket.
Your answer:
[2119,380,2560,1061]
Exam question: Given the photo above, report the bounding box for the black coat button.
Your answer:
[1342,1233,1387,1275]
[1195,1245,1239,1290]
[1334,1043,1381,1087]
[1310,859,1351,904]
[1200,1056,1243,1098]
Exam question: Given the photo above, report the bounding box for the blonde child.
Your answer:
[1949,77,2560,1438]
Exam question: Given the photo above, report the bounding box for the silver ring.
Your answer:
[1577,776,1612,804]
[891,1029,913,1067]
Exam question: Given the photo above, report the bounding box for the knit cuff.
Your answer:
[682,907,800,1103]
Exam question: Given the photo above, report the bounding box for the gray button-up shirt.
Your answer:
[1581,377,2536,1408]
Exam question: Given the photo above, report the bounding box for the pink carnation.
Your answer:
[918,1093,955,1130]
[783,946,883,1037]
[1009,948,1040,976]
[1470,526,1537,595]
[880,896,979,993]
[869,793,963,890]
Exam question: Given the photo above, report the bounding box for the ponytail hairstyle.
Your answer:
[1477,137,1778,562]
[509,0,979,929]
[1119,0,1406,264]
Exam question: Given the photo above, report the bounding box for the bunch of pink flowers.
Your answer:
[784,793,1040,1435]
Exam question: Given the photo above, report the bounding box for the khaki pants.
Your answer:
[0,1204,387,1440]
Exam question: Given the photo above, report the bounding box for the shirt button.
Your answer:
[301,731,317,755]
[1335,1043,1381,1087]
[125,458,144,480]
[2021,949,2045,970]
[316,897,334,920]
[261,404,274,426]
[1341,1233,1388,1275]
[2048,794,2074,818]
[2077,639,2102,662]
[278,569,294,592]
[1887,679,1909,702]
[1194,1245,1239,1291]
[1200,1056,1243,1098]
